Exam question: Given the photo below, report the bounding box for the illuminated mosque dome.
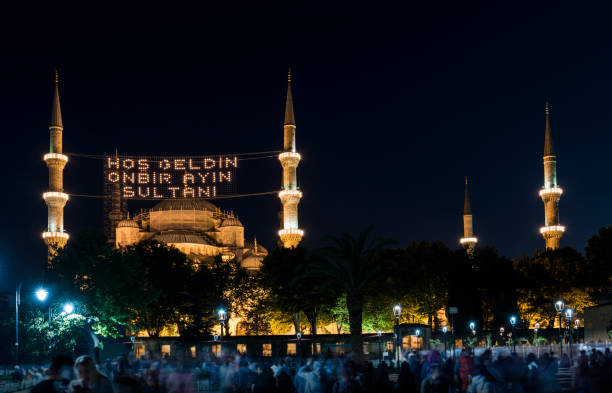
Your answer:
[115,198,265,270]
[117,217,139,228]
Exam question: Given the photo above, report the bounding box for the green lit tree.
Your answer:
[307,228,393,355]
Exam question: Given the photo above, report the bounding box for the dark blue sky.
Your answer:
[2,3,612,289]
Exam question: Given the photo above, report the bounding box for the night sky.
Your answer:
[2,3,612,290]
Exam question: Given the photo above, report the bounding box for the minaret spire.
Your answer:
[463,176,472,215]
[539,102,564,249]
[43,69,70,257]
[460,176,477,253]
[284,69,296,127]
[50,69,63,130]
[278,69,303,248]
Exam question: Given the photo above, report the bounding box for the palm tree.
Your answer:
[308,228,393,355]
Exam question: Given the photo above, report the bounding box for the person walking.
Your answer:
[69,355,113,393]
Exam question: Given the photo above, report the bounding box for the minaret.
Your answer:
[42,70,69,253]
[459,177,477,253]
[278,69,304,248]
[539,103,564,249]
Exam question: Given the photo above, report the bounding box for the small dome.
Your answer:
[220,217,243,227]
[153,199,218,212]
[153,230,213,245]
[118,219,139,229]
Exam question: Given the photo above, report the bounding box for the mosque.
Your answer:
[42,70,303,271]
[114,199,266,270]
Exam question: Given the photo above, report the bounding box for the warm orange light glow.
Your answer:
[42,232,70,240]
[43,153,69,162]
[539,187,563,197]
[539,225,565,234]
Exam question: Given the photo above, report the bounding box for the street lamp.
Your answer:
[63,303,74,314]
[469,321,476,335]
[377,330,383,362]
[35,288,48,302]
[35,287,53,353]
[296,331,302,358]
[534,323,540,356]
[554,300,565,358]
[442,326,448,357]
[218,308,226,355]
[565,308,574,364]
[393,304,401,364]
[509,316,517,352]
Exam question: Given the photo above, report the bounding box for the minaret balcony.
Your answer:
[539,225,565,234]
[278,189,303,203]
[278,152,301,166]
[460,237,478,245]
[43,191,69,205]
[539,187,563,198]
[42,231,70,241]
[279,228,304,237]
[43,153,69,163]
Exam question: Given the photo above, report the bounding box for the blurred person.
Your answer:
[420,364,449,393]
[30,355,74,393]
[395,361,416,393]
[466,365,494,393]
[113,376,142,393]
[251,363,275,393]
[70,355,113,393]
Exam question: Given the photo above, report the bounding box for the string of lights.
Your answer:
[67,151,281,162]
[68,190,279,200]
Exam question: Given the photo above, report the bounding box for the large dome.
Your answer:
[152,199,217,212]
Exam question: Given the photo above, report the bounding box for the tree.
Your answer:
[585,226,612,297]
[514,247,595,327]
[472,247,517,331]
[48,231,153,338]
[308,228,393,355]
[384,242,453,329]
[129,240,193,337]
[259,246,339,334]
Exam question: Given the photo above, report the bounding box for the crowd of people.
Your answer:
[25,347,612,393]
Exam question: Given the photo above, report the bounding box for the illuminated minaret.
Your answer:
[42,70,70,253]
[459,177,477,253]
[539,103,564,249]
[278,70,303,248]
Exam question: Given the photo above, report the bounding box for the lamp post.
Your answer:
[442,326,448,358]
[35,288,53,352]
[377,330,383,363]
[509,316,517,353]
[393,304,401,364]
[15,283,22,365]
[415,329,421,351]
[218,308,226,355]
[534,323,540,357]
[296,331,302,358]
[565,308,574,364]
[555,300,564,358]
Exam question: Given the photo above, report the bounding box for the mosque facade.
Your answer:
[43,72,303,269]
[115,199,266,270]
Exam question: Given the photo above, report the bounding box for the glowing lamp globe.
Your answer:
[393,304,402,318]
[565,308,573,319]
[35,288,48,302]
[469,321,476,331]
[509,316,517,326]
[218,308,226,322]
[554,300,565,312]
[63,303,74,314]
